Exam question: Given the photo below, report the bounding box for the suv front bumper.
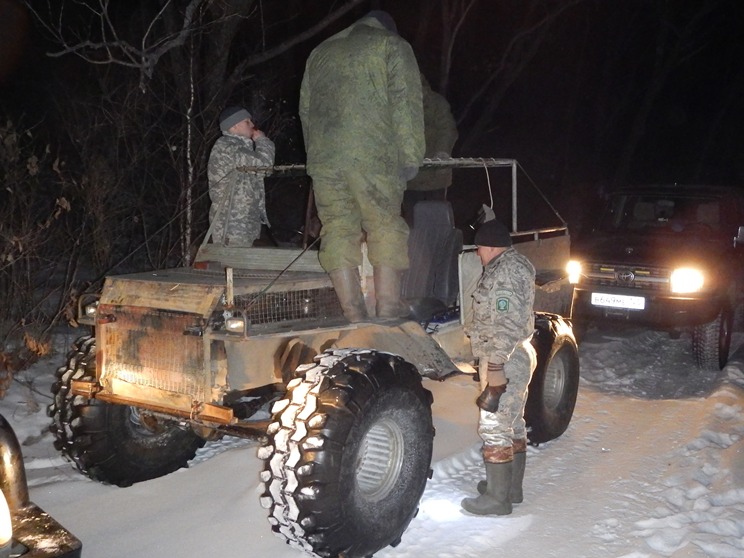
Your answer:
[570,286,723,329]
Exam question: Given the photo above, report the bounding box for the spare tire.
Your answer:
[259,349,434,558]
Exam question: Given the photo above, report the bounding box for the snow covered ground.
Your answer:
[2,325,743,558]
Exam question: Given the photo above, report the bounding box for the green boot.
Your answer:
[477,451,526,503]
[374,266,407,319]
[329,268,368,322]
[461,461,513,516]
[510,451,526,504]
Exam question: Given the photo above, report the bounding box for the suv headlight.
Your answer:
[566,260,582,284]
[670,268,704,293]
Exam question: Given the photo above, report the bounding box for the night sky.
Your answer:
[1,0,743,242]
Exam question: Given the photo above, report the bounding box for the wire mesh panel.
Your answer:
[234,287,343,325]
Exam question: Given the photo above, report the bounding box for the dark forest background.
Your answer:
[1,0,743,366]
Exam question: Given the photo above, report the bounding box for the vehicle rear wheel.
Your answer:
[259,349,434,558]
[48,335,205,487]
[526,316,580,444]
[692,308,733,371]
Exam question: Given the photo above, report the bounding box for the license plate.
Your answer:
[591,292,645,310]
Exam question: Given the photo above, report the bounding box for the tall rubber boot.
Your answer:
[461,461,513,516]
[329,268,368,323]
[374,266,407,319]
[510,451,526,504]
[477,449,526,503]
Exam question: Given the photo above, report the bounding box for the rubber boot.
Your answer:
[329,268,368,323]
[510,451,526,503]
[477,451,526,503]
[374,266,407,319]
[461,461,513,516]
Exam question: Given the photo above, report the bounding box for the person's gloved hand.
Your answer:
[399,165,419,182]
[476,384,507,413]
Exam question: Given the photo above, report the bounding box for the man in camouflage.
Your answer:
[402,73,459,226]
[299,10,424,321]
[207,106,275,246]
[462,218,537,516]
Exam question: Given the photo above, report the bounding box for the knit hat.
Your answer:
[365,10,397,33]
[219,106,252,132]
[474,219,513,247]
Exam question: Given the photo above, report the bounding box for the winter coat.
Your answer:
[299,15,425,177]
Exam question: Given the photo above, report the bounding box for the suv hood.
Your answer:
[573,230,728,268]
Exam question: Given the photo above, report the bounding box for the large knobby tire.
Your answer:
[48,335,205,487]
[692,308,733,371]
[525,315,580,444]
[258,349,434,558]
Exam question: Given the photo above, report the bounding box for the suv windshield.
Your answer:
[599,193,722,235]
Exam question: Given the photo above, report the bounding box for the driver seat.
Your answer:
[401,201,463,321]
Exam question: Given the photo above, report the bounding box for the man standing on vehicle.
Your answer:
[463,218,537,516]
[208,106,275,246]
[299,10,425,321]
[402,73,458,227]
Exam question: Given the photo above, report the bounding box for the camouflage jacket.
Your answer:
[466,247,536,364]
[299,15,424,176]
[406,80,458,192]
[207,133,275,245]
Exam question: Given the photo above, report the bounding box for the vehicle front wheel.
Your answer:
[48,335,205,487]
[692,307,733,371]
[259,349,434,558]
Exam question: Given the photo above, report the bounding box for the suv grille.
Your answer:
[583,263,669,291]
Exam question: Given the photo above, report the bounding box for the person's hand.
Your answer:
[251,128,266,140]
[399,165,419,181]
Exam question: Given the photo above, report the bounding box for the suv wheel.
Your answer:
[692,308,733,371]
[259,349,434,558]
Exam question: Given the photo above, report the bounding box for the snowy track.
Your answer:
[2,327,743,557]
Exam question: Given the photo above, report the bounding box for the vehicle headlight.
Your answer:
[670,268,704,293]
[566,260,582,284]
[225,316,246,334]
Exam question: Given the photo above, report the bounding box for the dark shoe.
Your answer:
[462,461,513,516]
[329,268,368,322]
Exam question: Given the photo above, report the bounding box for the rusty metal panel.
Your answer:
[100,277,223,317]
[98,306,210,403]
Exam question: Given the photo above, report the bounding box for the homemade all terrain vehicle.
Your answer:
[49,159,578,557]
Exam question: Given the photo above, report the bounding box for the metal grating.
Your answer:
[99,306,208,401]
[234,287,343,325]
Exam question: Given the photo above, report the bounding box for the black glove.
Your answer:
[476,384,507,413]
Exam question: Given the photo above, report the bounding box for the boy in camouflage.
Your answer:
[207,106,275,246]
[463,218,537,516]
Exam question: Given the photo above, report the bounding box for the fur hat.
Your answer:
[474,219,513,247]
[219,106,252,132]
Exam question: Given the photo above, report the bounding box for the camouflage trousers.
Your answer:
[311,168,409,272]
[478,340,537,463]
